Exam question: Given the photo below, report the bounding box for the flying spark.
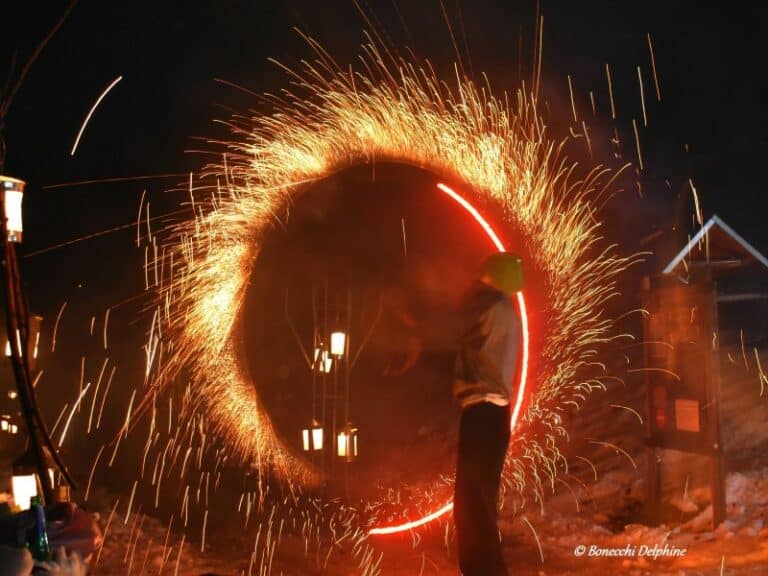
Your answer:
[70,75,123,156]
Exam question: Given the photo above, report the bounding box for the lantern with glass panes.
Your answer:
[302,327,346,457]
[313,343,333,374]
[287,288,376,466]
[1,415,18,434]
[2,175,76,503]
[331,325,358,462]
[301,419,324,452]
[12,446,56,511]
[300,344,328,453]
[336,422,358,462]
[2,176,24,243]
[4,314,42,370]
[330,330,346,358]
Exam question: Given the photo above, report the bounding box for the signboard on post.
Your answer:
[641,277,726,526]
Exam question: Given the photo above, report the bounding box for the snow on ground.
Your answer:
[506,466,768,575]
[91,466,768,576]
[11,344,768,574]
[91,450,768,574]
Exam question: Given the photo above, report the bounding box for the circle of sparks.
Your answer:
[152,43,633,521]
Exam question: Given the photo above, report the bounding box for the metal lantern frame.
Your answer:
[1,176,24,243]
[336,422,358,462]
[301,419,325,452]
[1,175,76,504]
[286,286,380,476]
[12,446,56,511]
[330,330,347,358]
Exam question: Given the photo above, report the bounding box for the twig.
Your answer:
[0,0,79,120]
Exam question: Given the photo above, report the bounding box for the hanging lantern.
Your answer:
[10,424,18,435]
[313,346,333,374]
[3,316,42,368]
[11,447,55,511]
[330,331,347,357]
[337,423,358,462]
[4,330,18,358]
[1,175,25,243]
[301,419,324,452]
[0,417,8,432]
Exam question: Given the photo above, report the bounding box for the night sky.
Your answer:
[1,1,767,397]
[3,1,767,266]
[0,0,767,535]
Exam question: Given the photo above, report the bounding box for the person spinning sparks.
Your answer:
[453,252,524,576]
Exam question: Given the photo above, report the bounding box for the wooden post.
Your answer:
[1,179,76,504]
[708,284,727,526]
[646,446,661,524]
[641,276,661,524]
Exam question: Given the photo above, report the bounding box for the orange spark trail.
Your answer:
[70,76,123,156]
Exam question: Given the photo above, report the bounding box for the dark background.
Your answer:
[1,1,766,300]
[1,0,767,494]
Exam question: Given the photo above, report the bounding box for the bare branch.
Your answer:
[0,0,79,120]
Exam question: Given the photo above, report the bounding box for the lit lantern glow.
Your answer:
[11,449,55,511]
[10,424,18,435]
[0,418,8,432]
[1,175,25,243]
[314,347,333,374]
[330,331,346,357]
[301,420,324,451]
[4,330,19,358]
[337,423,358,461]
[11,474,37,512]
[3,316,42,367]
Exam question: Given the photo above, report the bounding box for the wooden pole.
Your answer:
[1,204,55,504]
[708,284,726,526]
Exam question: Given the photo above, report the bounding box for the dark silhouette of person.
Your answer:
[453,252,524,576]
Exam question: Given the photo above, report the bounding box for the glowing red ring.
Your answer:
[368,182,530,535]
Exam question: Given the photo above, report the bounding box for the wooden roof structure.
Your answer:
[663,215,768,276]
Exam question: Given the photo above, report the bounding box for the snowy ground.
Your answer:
[86,345,768,575]
[2,343,764,575]
[90,466,768,575]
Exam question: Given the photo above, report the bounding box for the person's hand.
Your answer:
[0,546,33,576]
[34,546,86,576]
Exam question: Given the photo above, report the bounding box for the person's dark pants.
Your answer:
[454,402,511,576]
